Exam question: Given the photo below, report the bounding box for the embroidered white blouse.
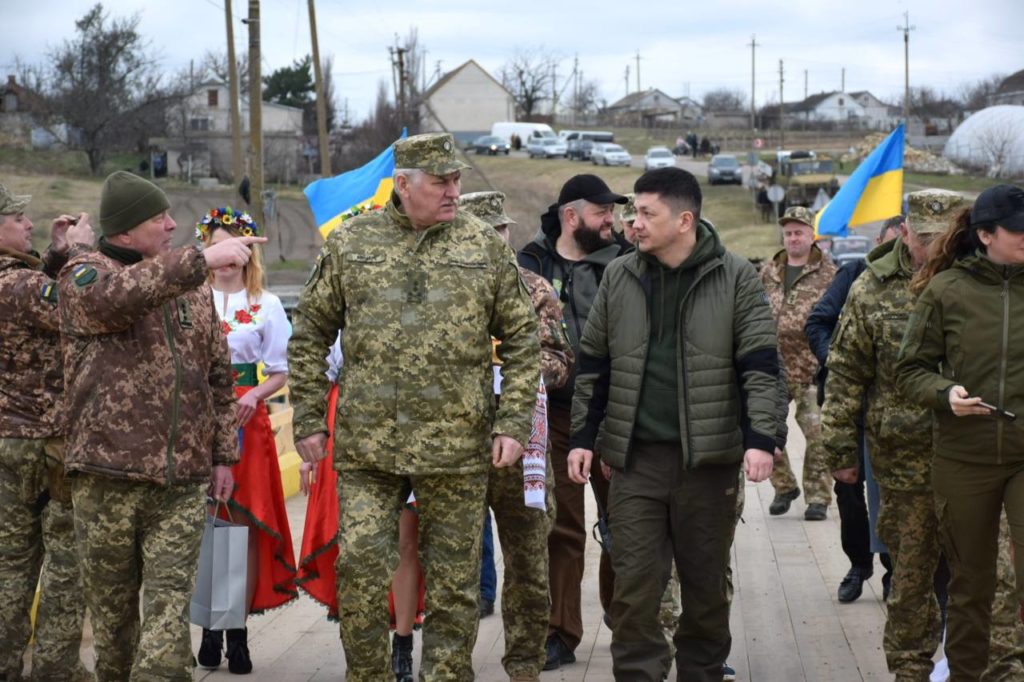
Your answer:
[212,288,291,375]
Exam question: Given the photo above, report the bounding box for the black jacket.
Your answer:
[517,203,625,406]
[805,258,867,405]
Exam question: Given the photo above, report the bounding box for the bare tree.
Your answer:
[499,48,557,119]
[702,88,747,112]
[957,73,1005,111]
[200,50,250,94]
[570,79,601,119]
[331,80,403,172]
[975,116,1024,178]
[41,4,177,174]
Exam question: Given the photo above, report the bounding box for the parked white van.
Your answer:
[490,122,556,144]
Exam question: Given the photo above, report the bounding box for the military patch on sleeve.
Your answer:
[305,249,328,288]
[40,282,58,305]
[71,264,97,287]
[176,298,193,329]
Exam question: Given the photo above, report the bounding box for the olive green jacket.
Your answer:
[289,199,540,475]
[897,253,1024,464]
[569,221,781,470]
[822,238,933,491]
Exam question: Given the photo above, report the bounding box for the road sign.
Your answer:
[767,185,785,203]
[754,138,765,149]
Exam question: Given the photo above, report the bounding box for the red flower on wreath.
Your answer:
[234,308,253,324]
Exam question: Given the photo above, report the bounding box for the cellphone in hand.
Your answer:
[979,401,1017,422]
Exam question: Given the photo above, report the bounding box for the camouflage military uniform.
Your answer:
[823,225,1023,680]
[463,190,573,678]
[761,229,836,507]
[289,135,540,681]
[0,201,88,680]
[59,240,237,681]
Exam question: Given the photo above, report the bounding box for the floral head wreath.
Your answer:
[195,206,259,242]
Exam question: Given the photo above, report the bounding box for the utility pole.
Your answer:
[898,12,915,122]
[224,1,242,182]
[841,67,845,92]
[573,55,579,125]
[635,50,641,92]
[551,62,557,121]
[624,65,630,97]
[778,59,785,149]
[307,0,330,176]
[247,0,263,226]
[748,34,758,130]
[804,69,808,100]
[396,46,407,123]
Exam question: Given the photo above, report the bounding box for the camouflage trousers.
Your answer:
[486,457,552,678]
[0,437,87,681]
[336,469,488,682]
[771,382,833,506]
[877,487,1024,682]
[71,474,205,682]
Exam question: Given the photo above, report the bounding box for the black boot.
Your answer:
[392,632,414,682]
[197,628,223,669]
[226,628,253,675]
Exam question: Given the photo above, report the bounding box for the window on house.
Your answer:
[838,97,844,106]
[208,89,219,107]
[190,117,211,131]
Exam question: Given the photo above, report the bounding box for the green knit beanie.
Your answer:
[99,171,170,237]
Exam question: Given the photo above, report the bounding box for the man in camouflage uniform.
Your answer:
[761,206,836,520]
[617,193,638,245]
[58,171,257,681]
[461,190,572,681]
[824,190,1024,682]
[0,184,93,680]
[288,134,540,682]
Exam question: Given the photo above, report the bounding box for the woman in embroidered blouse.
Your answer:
[195,207,297,674]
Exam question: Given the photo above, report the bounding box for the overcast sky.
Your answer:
[3,0,1020,123]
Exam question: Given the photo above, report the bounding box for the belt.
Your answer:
[232,363,259,387]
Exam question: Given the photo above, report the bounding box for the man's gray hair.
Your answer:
[558,199,587,224]
[393,168,425,184]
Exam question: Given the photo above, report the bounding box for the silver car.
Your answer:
[592,143,631,166]
[526,137,568,159]
[644,147,675,171]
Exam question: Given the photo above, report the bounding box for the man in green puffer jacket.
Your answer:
[567,167,779,681]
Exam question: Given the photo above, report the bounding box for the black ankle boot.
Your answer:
[391,632,413,682]
[197,628,223,668]
[226,628,253,675]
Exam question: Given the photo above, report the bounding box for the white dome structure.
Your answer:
[944,105,1024,178]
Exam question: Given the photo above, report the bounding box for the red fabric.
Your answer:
[297,384,425,624]
[297,384,341,617]
[217,385,298,613]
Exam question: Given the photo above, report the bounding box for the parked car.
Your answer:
[567,139,595,161]
[526,137,568,158]
[707,154,743,185]
[468,135,510,155]
[591,143,631,166]
[644,147,676,171]
[829,235,873,265]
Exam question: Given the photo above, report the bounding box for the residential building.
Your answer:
[418,60,516,143]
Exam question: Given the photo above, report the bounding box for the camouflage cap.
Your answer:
[459,191,516,228]
[906,189,966,235]
[0,183,31,215]
[621,193,637,222]
[393,133,469,176]
[778,205,815,229]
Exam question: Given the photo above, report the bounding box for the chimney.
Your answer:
[7,75,15,86]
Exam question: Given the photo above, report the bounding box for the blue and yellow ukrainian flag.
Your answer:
[815,123,904,237]
[304,129,407,239]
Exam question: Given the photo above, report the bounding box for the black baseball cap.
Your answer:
[971,184,1024,232]
[557,174,627,207]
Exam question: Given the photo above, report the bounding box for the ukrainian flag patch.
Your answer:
[72,264,97,287]
[40,282,58,304]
